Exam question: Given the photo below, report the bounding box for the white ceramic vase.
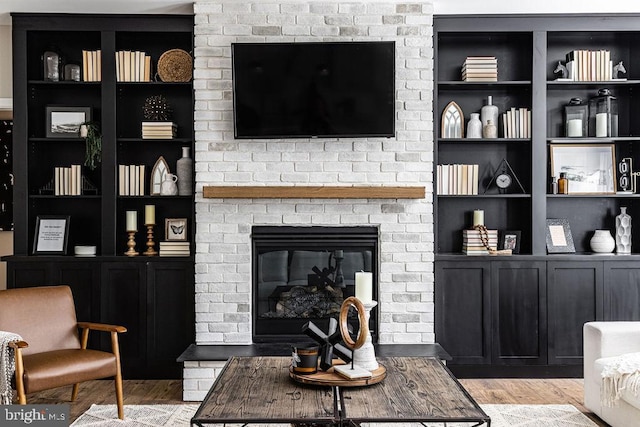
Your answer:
[467,113,482,138]
[590,229,615,253]
[616,207,632,254]
[480,95,499,130]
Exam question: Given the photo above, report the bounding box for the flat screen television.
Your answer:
[232,41,395,139]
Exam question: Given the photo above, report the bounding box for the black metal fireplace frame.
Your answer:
[251,225,379,343]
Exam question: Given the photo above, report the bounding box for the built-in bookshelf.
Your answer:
[434,14,640,377]
[7,13,195,379]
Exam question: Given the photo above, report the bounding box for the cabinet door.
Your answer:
[604,262,640,321]
[6,260,51,289]
[145,261,194,379]
[491,261,546,365]
[547,261,602,365]
[54,262,101,324]
[435,261,490,365]
[100,262,146,378]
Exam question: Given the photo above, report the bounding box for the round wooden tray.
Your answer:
[289,363,386,387]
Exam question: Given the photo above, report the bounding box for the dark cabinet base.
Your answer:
[436,256,640,377]
[5,256,194,379]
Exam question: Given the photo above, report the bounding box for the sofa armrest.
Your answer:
[584,322,640,383]
[77,321,127,333]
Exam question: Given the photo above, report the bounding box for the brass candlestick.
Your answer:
[144,224,158,256]
[125,231,139,256]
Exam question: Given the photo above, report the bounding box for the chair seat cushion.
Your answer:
[22,349,117,393]
[595,355,640,411]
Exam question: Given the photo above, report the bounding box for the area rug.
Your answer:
[71,403,598,427]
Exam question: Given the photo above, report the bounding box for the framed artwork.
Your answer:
[46,106,91,138]
[441,101,464,138]
[549,143,616,194]
[33,215,70,255]
[500,230,521,254]
[546,218,576,253]
[165,218,187,241]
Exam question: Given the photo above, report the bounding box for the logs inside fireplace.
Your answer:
[252,226,378,342]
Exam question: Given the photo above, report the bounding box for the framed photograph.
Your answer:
[549,143,616,194]
[46,106,92,138]
[33,215,70,255]
[500,230,521,254]
[165,218,187,241]
[546,218,575,253]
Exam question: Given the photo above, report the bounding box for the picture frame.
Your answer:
[33,215,70,255]
[546,218,576,253]
[46,106,92,138]
[549,143,616,194]
[500,230,521,254]
[165,218,187,241]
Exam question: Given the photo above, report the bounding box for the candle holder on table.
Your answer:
[125,231,139,256]
[352,300,379,371]
[144,223,158,256]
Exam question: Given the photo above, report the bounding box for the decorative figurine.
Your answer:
[613,61,627,80]
[554,61,569,79]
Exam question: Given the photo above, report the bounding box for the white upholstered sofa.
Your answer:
[584,321,640,427]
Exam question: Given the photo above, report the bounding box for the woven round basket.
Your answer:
[157,49,193,82]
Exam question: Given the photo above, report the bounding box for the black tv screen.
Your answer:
[232,41,395,139]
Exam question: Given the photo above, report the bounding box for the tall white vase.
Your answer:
[176,146,193,196]
[480,95,499,131]
[467,113,482,138]
[616,207,632,254]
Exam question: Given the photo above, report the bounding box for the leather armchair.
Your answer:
[0,286,126,419]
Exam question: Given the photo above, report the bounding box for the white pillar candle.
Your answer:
[473,209,484,227]
[126,210,137,231]
[596,112,608,137]
[355,271,373,304]
[567,119,583,137]
[144,204,155,225]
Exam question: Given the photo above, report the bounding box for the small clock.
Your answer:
[496,173,512,190]
[484,158,526,194]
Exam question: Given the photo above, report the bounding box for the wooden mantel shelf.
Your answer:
[203,186,426,199]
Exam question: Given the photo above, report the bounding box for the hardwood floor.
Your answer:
[24,378,608,426]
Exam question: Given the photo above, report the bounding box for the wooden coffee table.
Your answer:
[191,356,490,426]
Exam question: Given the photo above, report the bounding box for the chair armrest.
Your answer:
[8,340,28,349]
[77,322,127,333]
[584,322,640,383]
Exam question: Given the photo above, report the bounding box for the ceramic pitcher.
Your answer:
[160,173,178,196]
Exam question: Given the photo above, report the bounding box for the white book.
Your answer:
[139,164,145,196]
[129,165,136,196]
[472,164,479,195]
[441,165,449,196]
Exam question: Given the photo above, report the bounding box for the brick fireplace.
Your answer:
[184,0,434,400]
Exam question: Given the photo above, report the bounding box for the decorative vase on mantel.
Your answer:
[616,207,632,254]
[590,229,615,253]
[176,146,193,196]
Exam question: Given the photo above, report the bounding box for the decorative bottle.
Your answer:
[616,207,632,254]
[467,113,482,138]
[590,229,615,253]
[482,119,497,139]
[558,172,569,194]
[480,95,499,133]
[176,146,193,196]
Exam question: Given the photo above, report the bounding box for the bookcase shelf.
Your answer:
[435,14,640,377]
[8,13,195,380]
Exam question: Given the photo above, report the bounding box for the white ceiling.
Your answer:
[0,0,194,25]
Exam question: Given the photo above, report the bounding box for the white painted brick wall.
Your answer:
[186,0,433,398]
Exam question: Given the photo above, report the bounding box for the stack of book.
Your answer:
[118,164,146,196]
[142,122,177,139]
[159,241,190,256]
[82,50,102,82]
[462,229,498,255]
[54,165,82,195]
[462,56,497,81]
[436,164,479,195]
[115,50,152,82]
[564,50,616,82]
[501,107,532,138]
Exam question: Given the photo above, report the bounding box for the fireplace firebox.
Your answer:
[252,226,379,342]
